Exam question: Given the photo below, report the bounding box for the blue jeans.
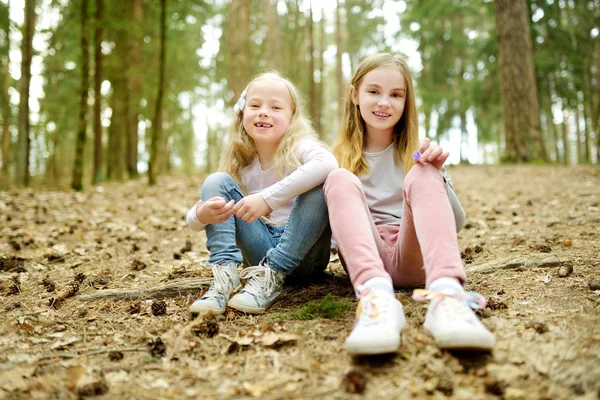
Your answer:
[202,172,331,281]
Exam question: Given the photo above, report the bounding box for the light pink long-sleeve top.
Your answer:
[187,138,338,231]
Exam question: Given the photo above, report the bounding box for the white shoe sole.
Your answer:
[227,302,266,314]
[189,303,226,318]
[425,327,495,350]
[344,335,401,355]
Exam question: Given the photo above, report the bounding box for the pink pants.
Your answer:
[323,165,466,289]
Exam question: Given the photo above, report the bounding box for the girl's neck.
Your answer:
[365,128,394,153]
[255,144,277,170]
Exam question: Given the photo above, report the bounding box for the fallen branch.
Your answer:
[76,278,211,301]
[37,347,146,362]
[466,256,571,275]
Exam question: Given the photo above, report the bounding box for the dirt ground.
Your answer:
[1,165,599,400]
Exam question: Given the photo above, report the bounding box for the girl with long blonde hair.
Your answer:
[186,71,337,316]
[325,53,494,355]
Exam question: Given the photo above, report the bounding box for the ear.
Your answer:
[350,86,358,106]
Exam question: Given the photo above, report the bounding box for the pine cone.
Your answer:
[192,320,219,338]
[49,280,80,308]
[108,351,124,361]
[131,259,147,271]
[151,300,167,316]
[147,338,166,358]
[61,281,80,297]
[74,272,87,283]
[436,372,454,396]
[41,277,56,292]
[128,301,142,314]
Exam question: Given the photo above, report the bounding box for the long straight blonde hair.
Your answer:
[333,53,419,175]
[219,71,317,184]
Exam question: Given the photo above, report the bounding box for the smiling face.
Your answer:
[353,66,407,144]
[242,77,293,150]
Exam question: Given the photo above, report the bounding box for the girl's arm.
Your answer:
[186,200,206,231]
[186,197,235,231]
[261,138,338,211]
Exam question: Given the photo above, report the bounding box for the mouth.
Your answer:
[254,122,273,130]
[373,111,391,118]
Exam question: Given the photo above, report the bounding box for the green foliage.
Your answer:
[292,293,353,321]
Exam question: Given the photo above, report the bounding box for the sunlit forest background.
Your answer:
[0,0,598,190]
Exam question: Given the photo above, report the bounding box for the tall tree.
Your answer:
[595,25,600,155]
[314,4,324,138]
[72,0,90,191]
[335,0,344,119]
[265,0,280,69]
[127,0,143,178]
[495,0,547,162]
[93,0,103,184]
[15,0,36,186]
[148,0,166,185]
[308,1,316,125]
[1,1,10,180]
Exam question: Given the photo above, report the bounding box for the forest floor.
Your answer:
[0,165,599,400]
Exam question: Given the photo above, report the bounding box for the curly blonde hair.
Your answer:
[332,53,419,175]
[219,71,318,184]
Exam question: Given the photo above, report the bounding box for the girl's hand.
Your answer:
[232,193,272,224]
[415,138,449,171]
[197,197,235,225]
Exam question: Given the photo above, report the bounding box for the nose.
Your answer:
[377,96,390,107]
[258,105,270,117]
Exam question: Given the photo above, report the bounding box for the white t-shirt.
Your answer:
[361,144,466,230]
[187,138,338,231]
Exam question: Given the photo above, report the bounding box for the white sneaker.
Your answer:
[227,263,285,314]
[344,288,406,355]
[414,289,495,350]
[189,263,240,317]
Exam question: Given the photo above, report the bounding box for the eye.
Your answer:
[368,90,378,94]
[392,93,403,98]
[249,104,259,108]
[272,106,282,110]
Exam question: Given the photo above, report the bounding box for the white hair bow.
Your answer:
[233,86,249,113]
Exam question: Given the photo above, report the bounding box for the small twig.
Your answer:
[37,347,146,362]
[466,256,571,274]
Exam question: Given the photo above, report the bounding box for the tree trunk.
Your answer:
[494,0,547,162]
[574,104,584,164]
[582,105,591,163]
[72,0,90,191]
[106,85,127,180]
[227,0,250,102]
[15,0,36,186]
[315,5,324,138]
[561,108,570,165]
[308,1,316,127]
[335,0,344,120]
[541,92,557,162]
[92,0,103,185]
[148,0,166,186]
[127,0,143,179]
[595,31,600,157]
[460,111,468,163]
[265,0,280,69]
[1,0,10,180]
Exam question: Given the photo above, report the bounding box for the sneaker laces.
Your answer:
[412,289,486,321]
[239,264,283,298]
[204,264,237,298]
[353,286,393,326]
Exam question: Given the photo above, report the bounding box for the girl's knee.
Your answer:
[202,172,236,193]
[404,163,442,189]
[324,168,361,197]
[297,185,327,213]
